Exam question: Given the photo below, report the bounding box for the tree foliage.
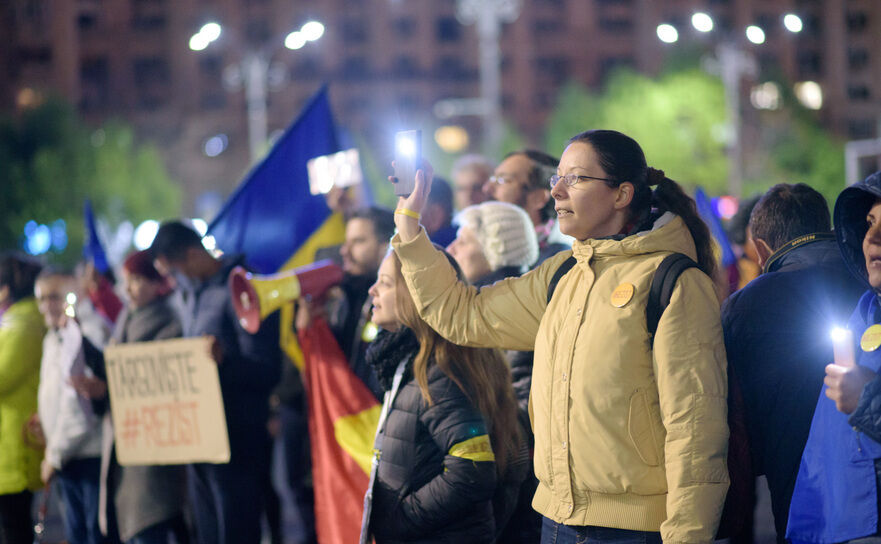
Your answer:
[742,91,846,207]
[545,69,729,193]
[0,98,181,263]
[543,67,845,205]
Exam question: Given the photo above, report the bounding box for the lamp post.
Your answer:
[189,20,325,162]
[656,12,802,196]
[450,0,521,159]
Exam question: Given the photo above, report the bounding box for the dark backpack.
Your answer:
[546,252,698,341]
[545,252,750,539]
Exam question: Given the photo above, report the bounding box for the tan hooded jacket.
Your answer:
[391,214,729,543]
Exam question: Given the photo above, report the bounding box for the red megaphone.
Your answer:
[229,259,344,333]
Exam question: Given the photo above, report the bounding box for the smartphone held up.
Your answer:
[393,130,421,197]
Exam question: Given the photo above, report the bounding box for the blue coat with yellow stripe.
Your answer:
[370,361,497,543]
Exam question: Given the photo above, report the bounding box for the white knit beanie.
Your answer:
[453,201,539,270]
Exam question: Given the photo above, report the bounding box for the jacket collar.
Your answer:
[762,232,837,274]
[570,213,697,264]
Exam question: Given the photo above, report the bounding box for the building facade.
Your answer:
[2,0,879,211]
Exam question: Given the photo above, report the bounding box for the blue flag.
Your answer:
[208,86,341,274]
[83,199,110,273]
[694,187,737,267]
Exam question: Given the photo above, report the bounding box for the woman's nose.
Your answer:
[550,179,567,200]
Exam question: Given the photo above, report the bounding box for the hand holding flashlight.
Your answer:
[825,363,876,414]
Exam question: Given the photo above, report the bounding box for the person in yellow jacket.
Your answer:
[0,253,45,543]
[389,130,729,544]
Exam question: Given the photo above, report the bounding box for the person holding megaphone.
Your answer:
[149,221,282,544]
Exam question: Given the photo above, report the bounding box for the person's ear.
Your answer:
[614,182,635,209]
[753,238,774,268]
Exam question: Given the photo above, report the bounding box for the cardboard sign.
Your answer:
[104,337,230,465]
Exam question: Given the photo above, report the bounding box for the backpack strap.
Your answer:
[546,256,576,304]
[646,253,699,340]
[546,252,698,343]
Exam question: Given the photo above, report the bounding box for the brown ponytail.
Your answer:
[652,176,717,278]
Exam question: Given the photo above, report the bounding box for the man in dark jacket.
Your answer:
[150,221,282,544]
[321,206,394,399]
[482,149,569,264]
[721,183,866,541]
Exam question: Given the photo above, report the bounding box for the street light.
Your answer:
[189,20,325,162]
[745,25,766,45]
[692,13,714,33]
[783,14,804,34]
[656,12,806,196]
[656,24,679,44]
[189,22,221,51]
[454,0,522,158]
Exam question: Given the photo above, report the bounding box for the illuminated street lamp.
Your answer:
[656,12,805,196]
[189,20,325,162]
[783,14,804,34]
[745,25,766,45]
[656,24,679,44]
[692,13,714,33]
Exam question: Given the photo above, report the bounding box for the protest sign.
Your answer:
[104,336,230,465]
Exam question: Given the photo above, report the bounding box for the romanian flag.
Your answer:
[207,86,347,365]
[208,86,343,275]
[299,318,380,544]
[207,86,379,543]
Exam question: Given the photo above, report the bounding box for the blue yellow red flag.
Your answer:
[208,86,342,274]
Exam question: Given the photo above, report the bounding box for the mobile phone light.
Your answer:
[396,136,416,159]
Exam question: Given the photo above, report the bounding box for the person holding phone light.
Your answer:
[389,129,729,544]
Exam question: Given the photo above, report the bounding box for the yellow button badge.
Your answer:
[610,283,635,308]
[861,324,881,352]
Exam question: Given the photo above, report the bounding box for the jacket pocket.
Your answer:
[628,389,661,467]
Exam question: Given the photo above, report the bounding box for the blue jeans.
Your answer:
[540,517,663,544]
[54,457,103,544]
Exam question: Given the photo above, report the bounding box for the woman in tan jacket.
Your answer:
[389,129,729,544]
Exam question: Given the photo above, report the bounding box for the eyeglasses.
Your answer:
[487,175,519,186]
[548,173,616,189]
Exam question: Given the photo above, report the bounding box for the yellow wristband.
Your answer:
[395,208,421,220]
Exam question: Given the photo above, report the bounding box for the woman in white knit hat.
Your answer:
[448,201,539,288]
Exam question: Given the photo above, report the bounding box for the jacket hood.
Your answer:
[572,213,697,263]
[834,171,881,292]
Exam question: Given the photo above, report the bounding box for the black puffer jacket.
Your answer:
[366,328,497,544]
[473,267,540,544]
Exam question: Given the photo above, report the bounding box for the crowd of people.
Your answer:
[1,127,881,544]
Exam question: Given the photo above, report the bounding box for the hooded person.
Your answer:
[786,170,881,543]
